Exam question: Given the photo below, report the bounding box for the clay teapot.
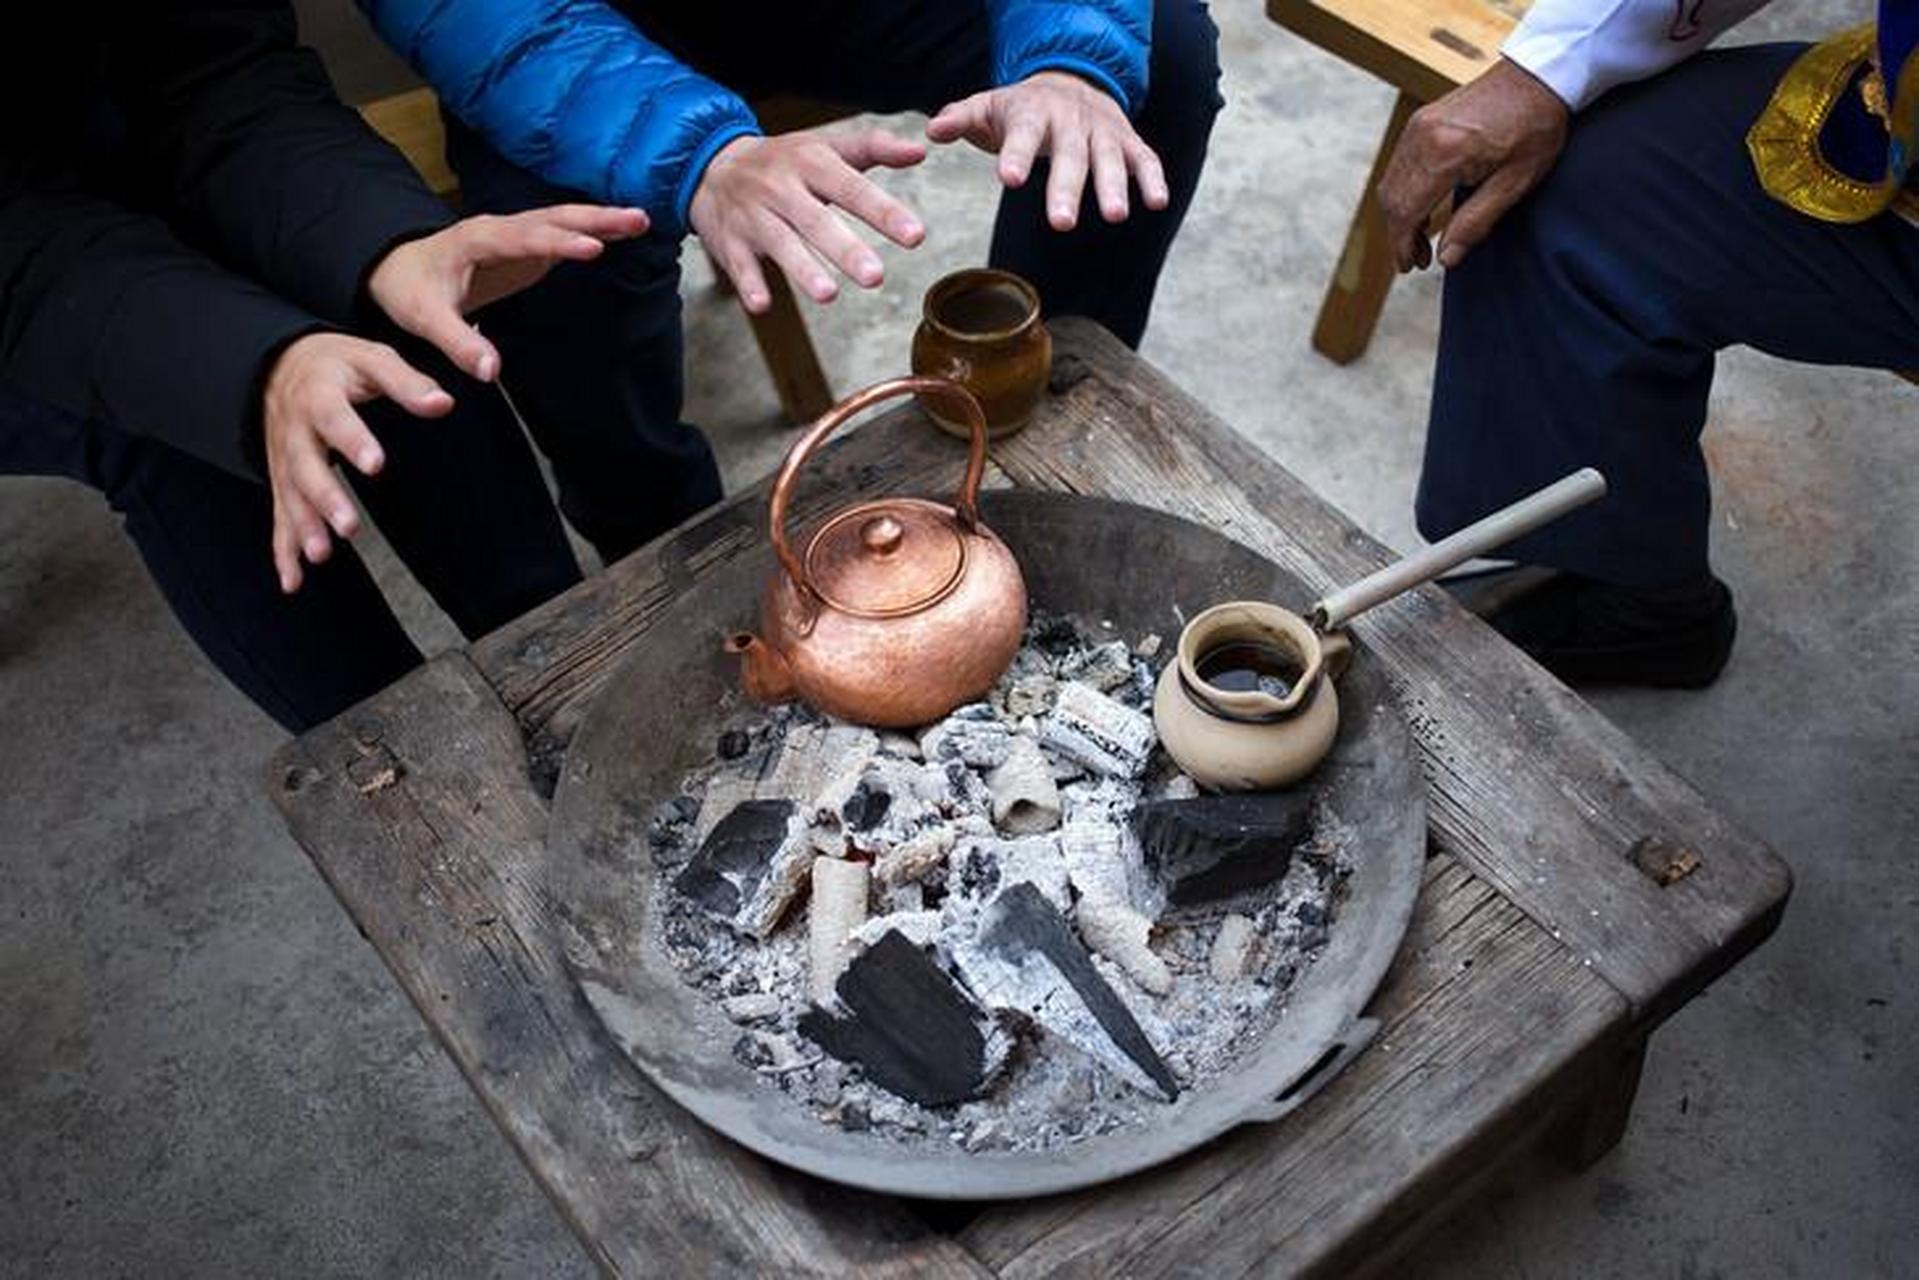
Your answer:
[726,377,1027,728]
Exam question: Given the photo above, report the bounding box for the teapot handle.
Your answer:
[767,376,990,600]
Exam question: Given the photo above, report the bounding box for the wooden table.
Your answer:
[271,320,1789,1277]
[1266,0,1530,363]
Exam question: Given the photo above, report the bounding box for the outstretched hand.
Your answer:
[927,70,1168,229]
[367,204,649,380]
[689,129,929,312]
[1376,57,1569,272]
[261,333,451,594]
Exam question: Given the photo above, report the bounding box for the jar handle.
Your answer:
[767,376,990,601]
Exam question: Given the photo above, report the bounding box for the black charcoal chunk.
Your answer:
[717,728,751,760]
[673,798,799,923]
[841,778,892,832]
[973,883,1178,1101]
[1133,792,1315,907]
[798,932,1002,1106]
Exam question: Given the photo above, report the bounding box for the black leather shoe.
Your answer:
[1446,569,1737,689]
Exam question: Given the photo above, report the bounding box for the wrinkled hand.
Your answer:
[690,130,928,312]
[1377,58,1569,272]
[367,204,648,380]
[927,70,1168,229]
[261,333,452,593]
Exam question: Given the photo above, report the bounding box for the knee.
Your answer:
[1140,0,1224,140]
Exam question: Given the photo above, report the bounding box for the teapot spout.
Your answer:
[725,632,796,705]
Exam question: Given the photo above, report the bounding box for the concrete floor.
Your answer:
[4,1,1913,1275]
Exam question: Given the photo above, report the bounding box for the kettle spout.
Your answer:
[725,632,796,705]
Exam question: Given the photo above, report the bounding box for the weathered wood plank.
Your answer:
[960,855,1628,1278]
[269,655,990,1279]
[992,321,1790,1021]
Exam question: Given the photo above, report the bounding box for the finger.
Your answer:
[518,203,649,240]
[1435,165,1533,268]
[285,434,360,542]
[1044,124,1090,230]
[394,298,502,383]
[785,194,884,289]
[926,95,989,146]
[1090,132,1129,223]
[829,128,927,171]
[997,113,1047,188]
[351,344,455,417]
[1126,138,1170,211]
[277,459,335,565]
[271,498,303,594]
[311,395,387,476]
[717,236,773,313]
[814,161,926,248]
[757,213,838,303]
[1376,138,1458,273]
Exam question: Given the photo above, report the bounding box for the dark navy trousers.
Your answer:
[1418,43,1919,589]
[445,0,1223,557]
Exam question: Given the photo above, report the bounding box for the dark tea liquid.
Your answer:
[1196,641,1301,698]
[937,284,1031,334]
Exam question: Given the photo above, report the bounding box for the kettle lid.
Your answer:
[803,497,969,618]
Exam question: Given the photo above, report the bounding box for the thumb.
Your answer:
[1435,164,1535,269]
[926,96,985,144]
[832,128,928,171]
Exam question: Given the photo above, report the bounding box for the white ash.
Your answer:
[642,615,1354,1155]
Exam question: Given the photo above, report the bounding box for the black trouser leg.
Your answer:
[2,353,580,732]
[443,118,724,566]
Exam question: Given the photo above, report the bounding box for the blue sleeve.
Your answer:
[359,0,760,238]
[986,0,1152,115]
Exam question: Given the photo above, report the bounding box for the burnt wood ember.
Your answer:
[962,882,1179,1101]
[672,799,811,937]
[1134,792,1316,907]
[841,779,892,832]
[798,931,1006,1106]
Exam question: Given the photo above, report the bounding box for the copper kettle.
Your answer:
[725,377,1028,728]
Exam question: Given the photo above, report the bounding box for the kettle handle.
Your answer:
[767,376,990,600]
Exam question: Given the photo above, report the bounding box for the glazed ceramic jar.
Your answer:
[1152,602,1353,792]
[911,268,1051,439]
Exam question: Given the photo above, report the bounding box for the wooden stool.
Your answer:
[358,87,841,422]
[1265,0,1530,363]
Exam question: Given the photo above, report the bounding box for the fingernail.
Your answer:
[902,218,924,239]
[359,447,384,471]
[1438,243,1462,269]
[477,351,498,381]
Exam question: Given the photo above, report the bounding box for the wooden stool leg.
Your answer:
[1553,1037,1649,1169]
[1312,90,1420,365]
[740,266,834,424]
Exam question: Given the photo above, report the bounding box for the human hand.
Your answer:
[1377,58,1569,271]
[689,130,928,312]
[261,332,454,593]
[926,70,1169,230]
[367,204,648,381]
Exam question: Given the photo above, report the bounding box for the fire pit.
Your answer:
[547,492,1425,1199]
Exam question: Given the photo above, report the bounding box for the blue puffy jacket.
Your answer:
[360,1,1150,239]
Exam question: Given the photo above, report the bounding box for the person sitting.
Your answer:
[1373,0,1914,687]
[2,2,645,730]
[354,0,1224,558]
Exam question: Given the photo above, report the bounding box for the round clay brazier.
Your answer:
[911,268,1051,439]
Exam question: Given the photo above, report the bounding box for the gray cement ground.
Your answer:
[4,1,1912,1275]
